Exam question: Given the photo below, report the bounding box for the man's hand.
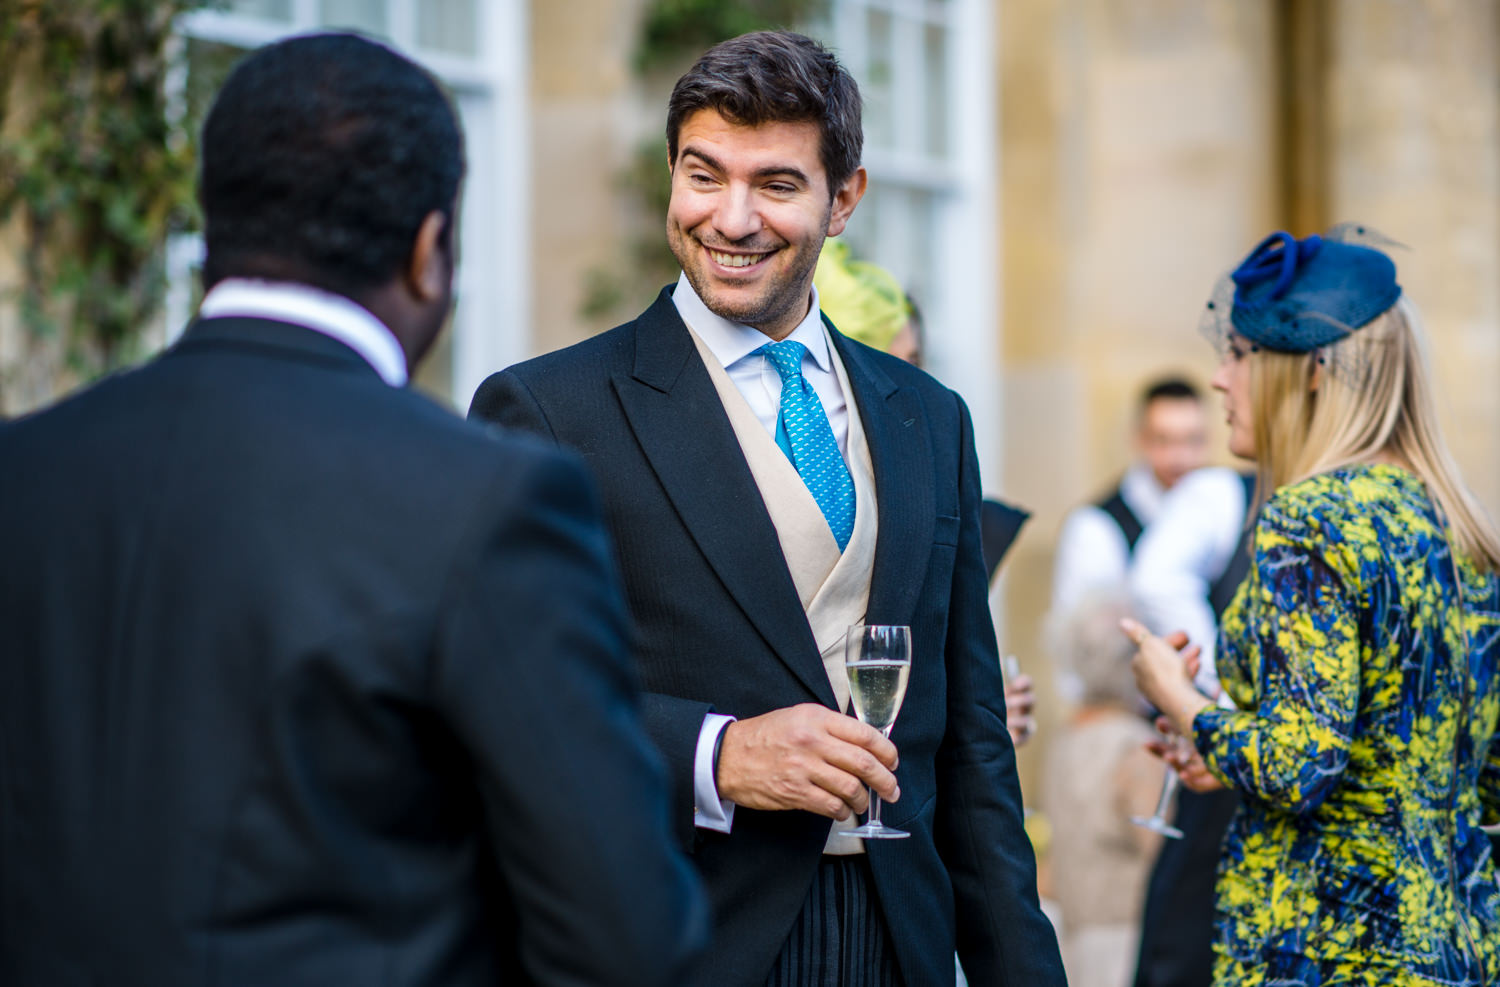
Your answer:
[1005,675,1036,747]
[716,704,900,820]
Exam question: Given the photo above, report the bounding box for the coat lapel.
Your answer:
[612,290,838,708]
[828,328,935,627]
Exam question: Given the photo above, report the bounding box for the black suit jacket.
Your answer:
[0,316,706,986]
[469,289,1065,987]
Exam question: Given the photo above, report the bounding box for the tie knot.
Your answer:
[758,340,808,384]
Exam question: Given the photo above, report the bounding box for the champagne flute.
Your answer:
[1130,731,1186,839]
[842,623,912,839]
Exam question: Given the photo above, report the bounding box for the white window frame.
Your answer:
[822,0,1001,495]
[169,0,529,411]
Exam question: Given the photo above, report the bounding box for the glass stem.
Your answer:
[1153,769,1180,819]
[868,724,893,828]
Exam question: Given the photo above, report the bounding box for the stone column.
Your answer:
[1324,0,1500,514]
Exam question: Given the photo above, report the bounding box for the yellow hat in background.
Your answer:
[814,238,911,352]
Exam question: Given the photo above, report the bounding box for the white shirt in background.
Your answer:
[1129,466,1248,705]
[1050,463,1167,620]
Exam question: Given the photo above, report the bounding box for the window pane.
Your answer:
[864,8,894,152]
[185,38,251,172]
[319,0,387,34]
[923,22,949,158]
[418,0,479,56]
[229,0,292,20]
[839,185,936,318]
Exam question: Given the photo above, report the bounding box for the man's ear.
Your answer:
[826,166,868,238]
[407,210,449,303]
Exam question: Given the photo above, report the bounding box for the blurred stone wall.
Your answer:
[993,0,1500,806]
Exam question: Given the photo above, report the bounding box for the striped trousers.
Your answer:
[764,856,905,987]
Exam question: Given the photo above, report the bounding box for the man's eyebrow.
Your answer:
[678,146,811,186]
[677,146,725,173]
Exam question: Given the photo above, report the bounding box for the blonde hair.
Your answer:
[1247,295,1500,571]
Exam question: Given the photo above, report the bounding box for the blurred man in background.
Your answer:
[1050,379,1209,699]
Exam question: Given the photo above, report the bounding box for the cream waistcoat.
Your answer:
[685,324,880,854]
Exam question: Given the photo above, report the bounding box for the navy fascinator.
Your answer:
[1202,224,1403,356]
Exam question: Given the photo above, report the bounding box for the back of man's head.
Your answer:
[200,33,464,298]
[666,30,862,196]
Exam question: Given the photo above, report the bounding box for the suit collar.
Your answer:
[827,330,934,625]
[617,299,937,696]
[630,287,701,393]
[174,316,388,383]
[618,294,837,706]
[197,279,408,385]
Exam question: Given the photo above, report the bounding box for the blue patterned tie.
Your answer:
[758,340,856,550]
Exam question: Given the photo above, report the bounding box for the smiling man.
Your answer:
[469,31,1063,987]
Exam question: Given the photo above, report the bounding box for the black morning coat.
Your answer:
[469,287,1067,987]
[0,313,707,986]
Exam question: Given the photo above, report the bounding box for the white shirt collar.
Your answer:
[196,279,409,387]
[671,272,832,373]
[1120,461,1169,525]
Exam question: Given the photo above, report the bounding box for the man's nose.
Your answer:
[713,185,763,242]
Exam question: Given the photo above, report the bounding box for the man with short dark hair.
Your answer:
[0,33,704,987]
[1051,377,1210,632]
[471,30,1062,987]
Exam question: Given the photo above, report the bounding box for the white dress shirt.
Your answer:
[196,279,409,387]
[672,272,850,457]
[670,272,852,834]
[1129,466,1248,704]
[1051,463,1166,620]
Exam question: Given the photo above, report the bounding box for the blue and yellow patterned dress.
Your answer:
[1194,463,1500,985]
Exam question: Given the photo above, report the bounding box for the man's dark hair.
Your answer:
[1141,377,1201,408]
[200,33,464,296]
[666,31,862,195]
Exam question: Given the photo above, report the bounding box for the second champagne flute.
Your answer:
[843,623,912,840]
[1129,731,1186,840]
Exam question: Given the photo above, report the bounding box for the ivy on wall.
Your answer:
[0,0,212,413]
[636,0,826,72]
[581,0,825,321]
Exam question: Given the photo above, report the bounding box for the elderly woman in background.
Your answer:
[1043,590,1165,987]
[1125,227,1500,986]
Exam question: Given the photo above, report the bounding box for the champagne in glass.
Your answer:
[843,623,912,839]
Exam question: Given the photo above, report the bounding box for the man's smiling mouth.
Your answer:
[707,248,772,268]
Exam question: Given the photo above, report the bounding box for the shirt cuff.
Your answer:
[693,713,736,833]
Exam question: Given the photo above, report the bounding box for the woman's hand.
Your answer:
[1121,618,1213,738]
[1145,717,1225,793]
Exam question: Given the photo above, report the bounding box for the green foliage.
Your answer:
[0,0,214,393]
[580,139,677,321]
[636,0,826,73]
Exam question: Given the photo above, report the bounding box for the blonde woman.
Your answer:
[1124,228,1500,986]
